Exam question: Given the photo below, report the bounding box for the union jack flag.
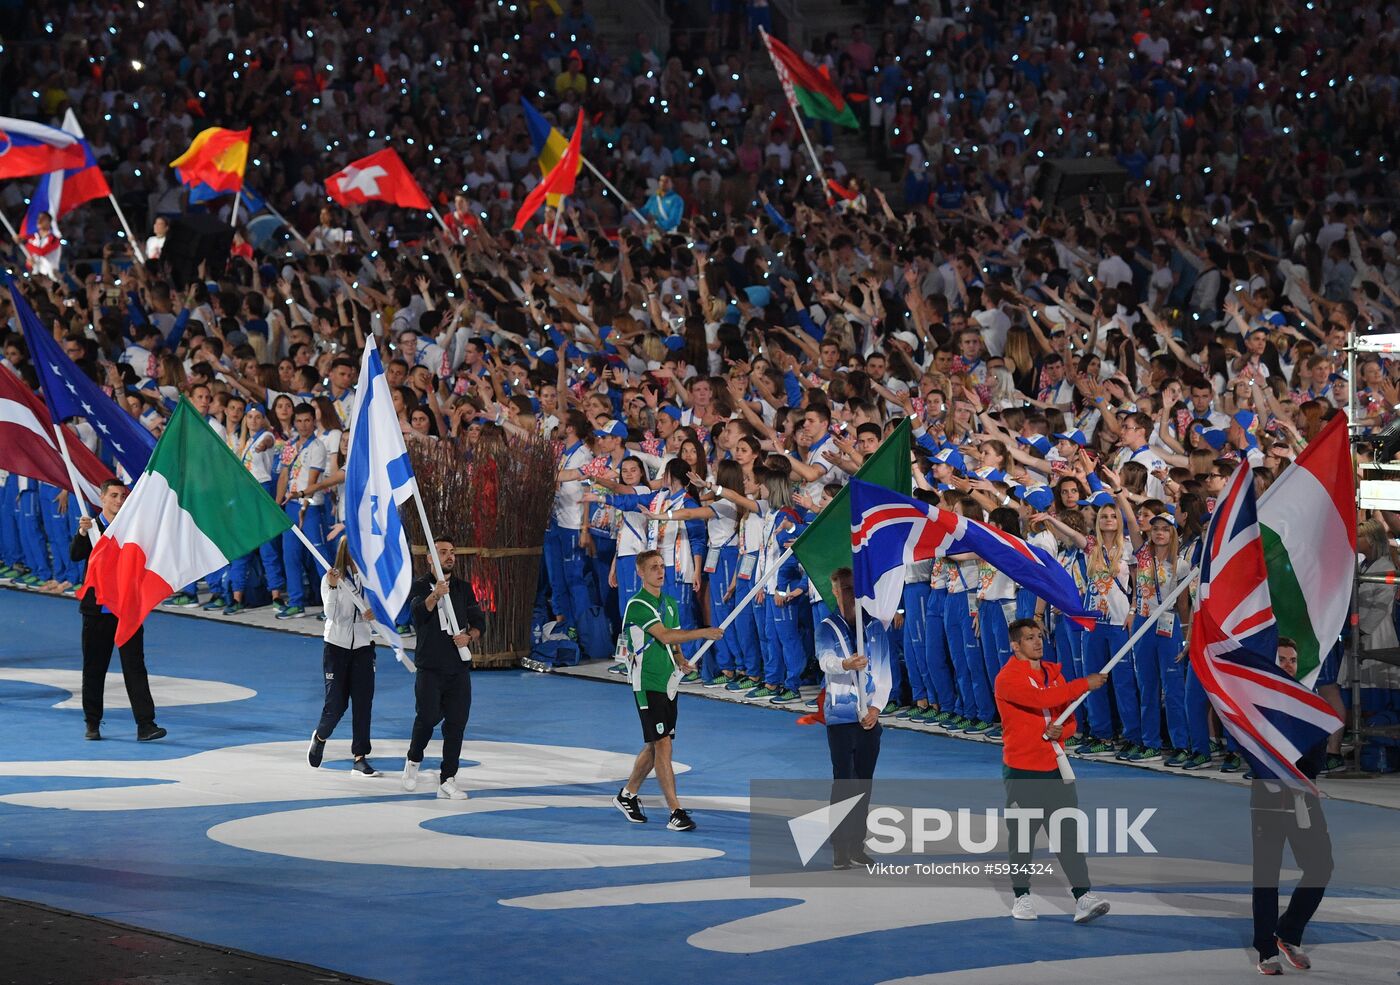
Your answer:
[1188,466,1344,793]
[848,480,1096,629]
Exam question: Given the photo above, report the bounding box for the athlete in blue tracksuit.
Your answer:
[1130,515,1191,764]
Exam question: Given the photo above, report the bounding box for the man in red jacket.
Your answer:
[994,618,1110,924]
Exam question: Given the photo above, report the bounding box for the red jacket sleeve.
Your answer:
[994,670,1088,709]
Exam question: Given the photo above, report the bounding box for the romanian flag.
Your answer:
[512,110,583,232]
[761,30,858,129]
[170,127,251,194]
[521,98,581,207]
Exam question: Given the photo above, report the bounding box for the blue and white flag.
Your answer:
[13,277,156,479]
[343,345,416,664]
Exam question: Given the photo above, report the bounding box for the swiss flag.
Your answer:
[324,149,430,211]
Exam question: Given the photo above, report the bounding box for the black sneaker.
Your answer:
[84,724,101,741]
[136,725,167,741]
[614,787,647,823]
[831,852,852,870]
[849,845,874,866]
[351,758,378,777]
[308,732,325,768]
[667,807,696,832]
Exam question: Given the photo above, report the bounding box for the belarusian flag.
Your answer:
[83,399,292,644]
[1257,413,1356,686]
[761,30,859,130]
[793,418,911,610]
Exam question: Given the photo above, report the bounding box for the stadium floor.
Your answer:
[0,588,1397,984]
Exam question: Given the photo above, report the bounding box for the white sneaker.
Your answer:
[1011,895,1036,920]
[1073,892,1110,924]
[437,777,469,800]
[401,759,420,792]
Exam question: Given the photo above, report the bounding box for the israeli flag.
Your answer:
[343,345,417,665]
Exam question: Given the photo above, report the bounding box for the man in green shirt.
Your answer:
[614,550,723,831]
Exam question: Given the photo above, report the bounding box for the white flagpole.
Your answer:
[230,189,242,228]
[690,546,793,666]
[51,422,97,545]
[1042,574,1196,739]
[760,27,828,196]
[288,524,414,670]
[428,205,451,235]
[549,196,566,244]
[107,195,146,265]
[854,598,869,717]
[409,493,471,662]
[579,155,648,225]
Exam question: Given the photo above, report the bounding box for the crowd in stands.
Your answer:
[0,0,1396,774]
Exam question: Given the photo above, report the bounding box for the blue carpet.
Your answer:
[0,591,1396,985]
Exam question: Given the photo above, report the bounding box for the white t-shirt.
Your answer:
[286,435,328,506]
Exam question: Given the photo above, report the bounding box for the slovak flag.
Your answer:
[22,110,110,237]
[325,149,430,211]
[0,116,87,180]
[848,479,1097,629]
[1188,462,1343,793]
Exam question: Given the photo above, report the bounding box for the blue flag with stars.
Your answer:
[12,279,157,478]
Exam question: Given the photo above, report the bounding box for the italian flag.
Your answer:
[83,399,291,644]
[1257,413,1356,687]
[761,30,859,130]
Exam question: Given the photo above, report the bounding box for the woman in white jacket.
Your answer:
[307,538,379,777]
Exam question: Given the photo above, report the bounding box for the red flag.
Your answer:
[324,149,430,211]
[512,110,584,232]
[0,366,113,502]
[826,178,858,201]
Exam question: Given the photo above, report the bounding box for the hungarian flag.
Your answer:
[82,399,291,644]
[792,418,910,611]
[1257,414,1356,686]
[170,126,251,194]
[761,30,859,130]
[0,359,111,503]
[512,110,584,232]
[324,149,430,211]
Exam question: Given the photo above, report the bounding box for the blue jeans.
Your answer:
[16,487,52,581]
[922,588,957,709]
[0,473,21,567]
[707,547,742,675]
[543,522,593,631]
[1082,623,1134,742]
[282,501,326,607]
[979,598,1014,688]
[1134,619,1188,750]
[946,592,994,722]
[901,583,932,704]
[1185,658,1212,756]
[39,484,81,583]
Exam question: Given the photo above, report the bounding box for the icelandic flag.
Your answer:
[12,277,156,478]
[343,344,416,664]
[848,479,1097,629]
[1188,463,1343,793]
[21,110,110,237]
[0,115,87,180]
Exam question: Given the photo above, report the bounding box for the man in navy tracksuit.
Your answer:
[402,538,487,800]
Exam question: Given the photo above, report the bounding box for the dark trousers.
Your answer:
[81,613,155,728]
[1004,770,1091,896]
[407,667,472,781]
[1252,797,1333,959]
[826,721,881,856]
[315,643,375,758]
